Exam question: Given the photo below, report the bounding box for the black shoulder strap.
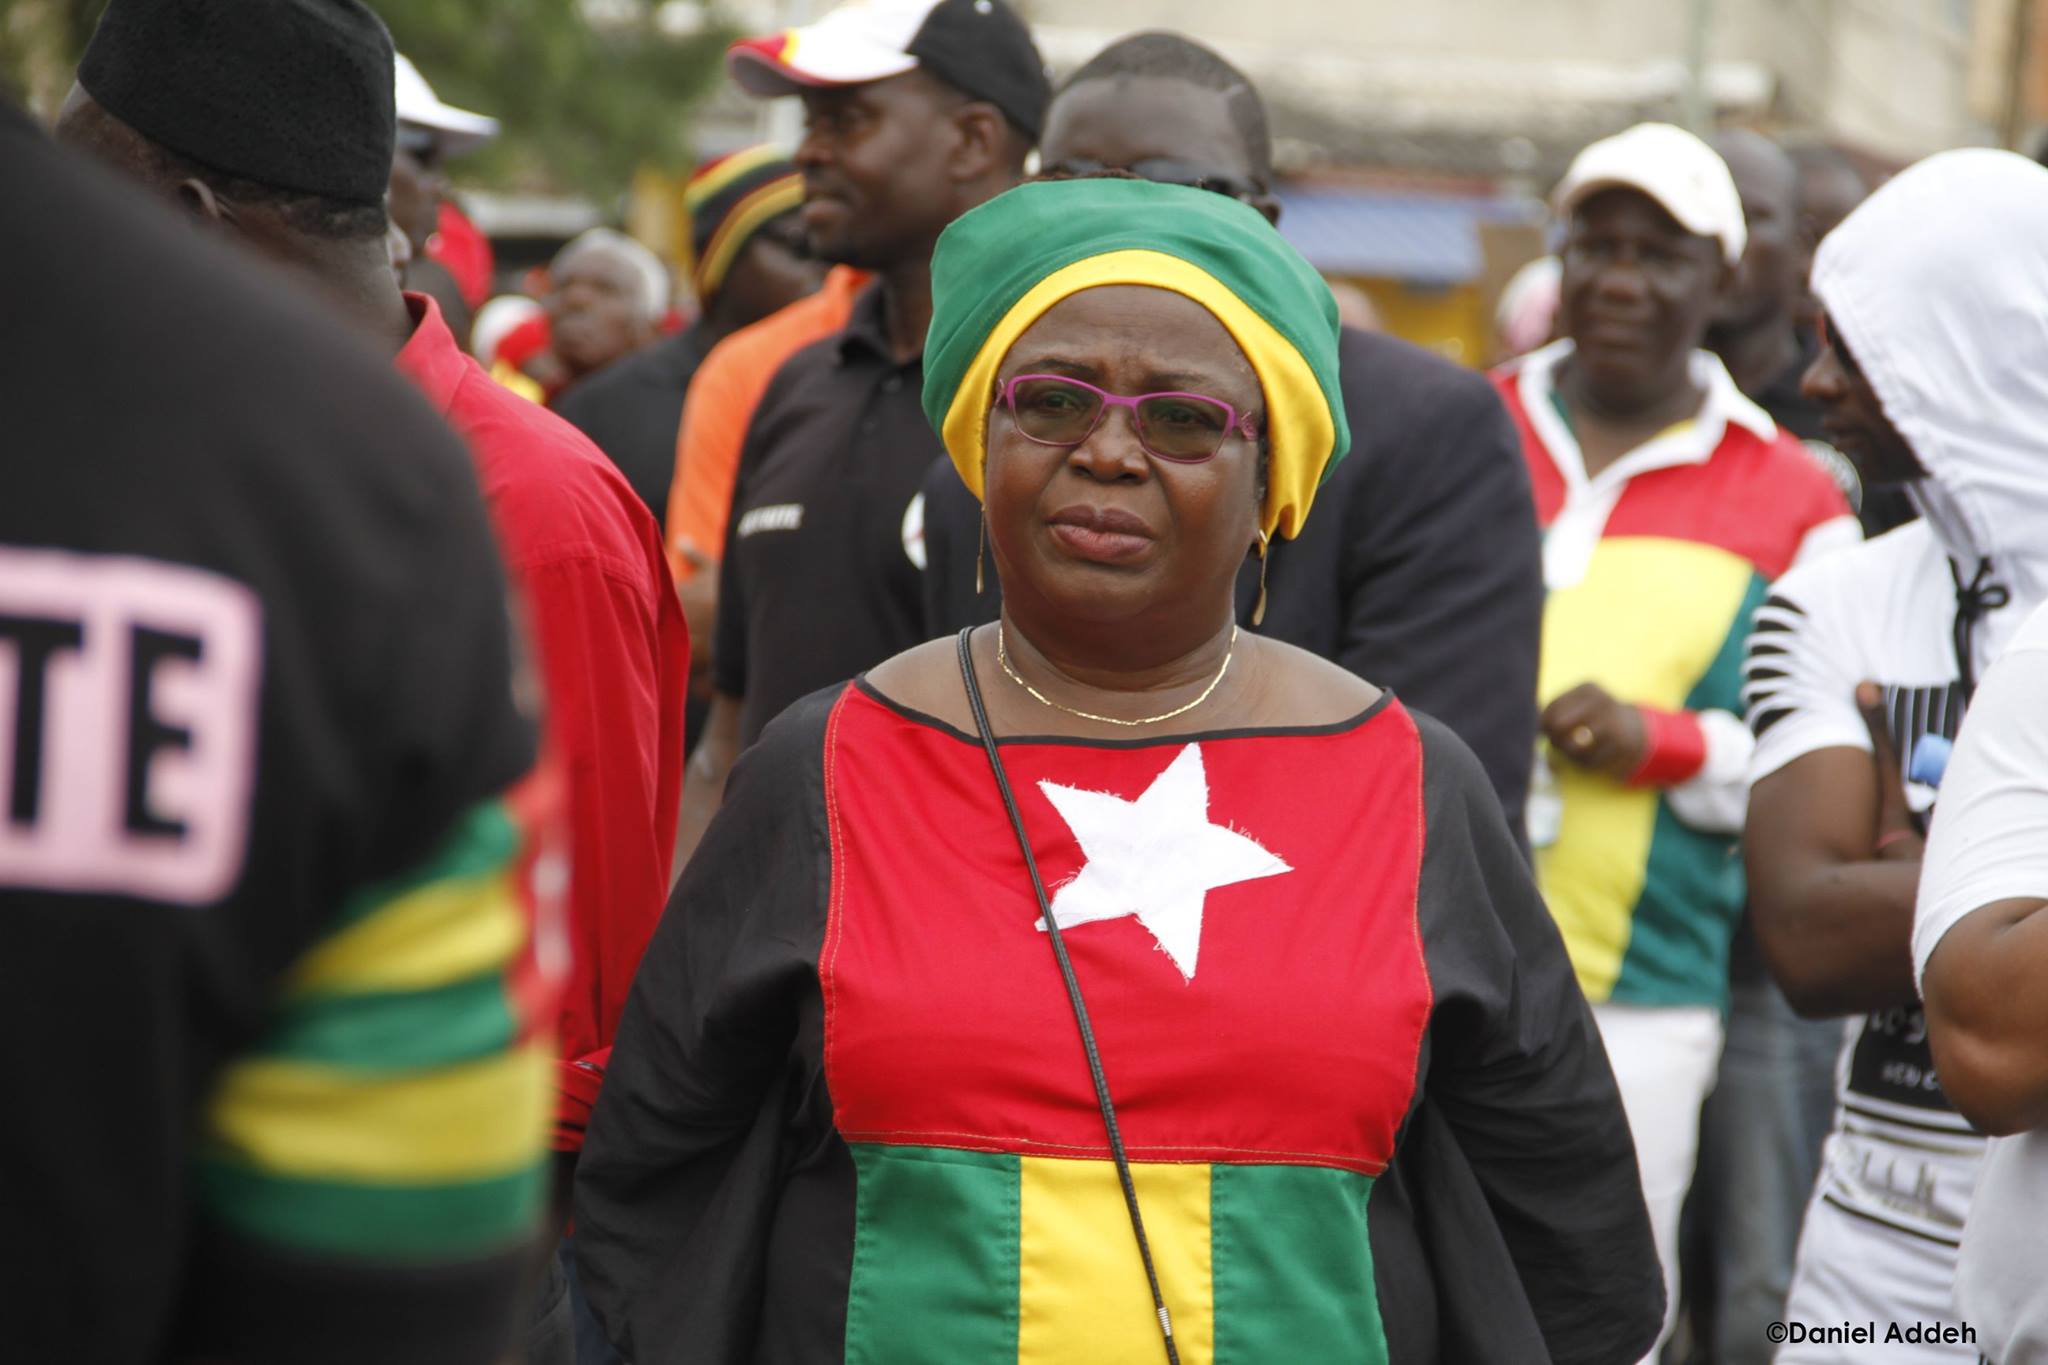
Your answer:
[954,626,1181,1365]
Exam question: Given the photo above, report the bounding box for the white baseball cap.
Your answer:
[1552,122,1746,265]
[394,53,499,156]
[726,0,1049,138]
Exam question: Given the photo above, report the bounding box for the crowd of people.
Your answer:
[7,0,2047,1362]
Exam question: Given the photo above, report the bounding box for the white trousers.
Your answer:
[1592,1001,1726,1365]
[1776,1187,1977,1365]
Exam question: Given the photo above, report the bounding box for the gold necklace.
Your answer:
[996,622,1240,728]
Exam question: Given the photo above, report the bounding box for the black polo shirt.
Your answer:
[716,283,934,743]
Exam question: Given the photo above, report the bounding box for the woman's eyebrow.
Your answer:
[1009,354,1096,376]
[1139,369,1229,392]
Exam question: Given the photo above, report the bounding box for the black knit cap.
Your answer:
[79,0,396,205]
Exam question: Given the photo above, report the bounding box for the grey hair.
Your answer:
[554,227,670,321]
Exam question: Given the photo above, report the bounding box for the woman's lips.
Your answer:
[1046,506,1156,565]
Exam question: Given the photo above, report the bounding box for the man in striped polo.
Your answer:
[1492,122,1857,1360]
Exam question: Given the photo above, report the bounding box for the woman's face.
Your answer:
[984,285,1264,627]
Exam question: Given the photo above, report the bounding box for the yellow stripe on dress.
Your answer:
[939,249,1337,542]
[207,1039,552,1184]
[285,866,525,998]
[1535,535,1759,999]
[1018,1155,1215,1365]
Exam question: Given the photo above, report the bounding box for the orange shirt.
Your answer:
[664,265,867,580]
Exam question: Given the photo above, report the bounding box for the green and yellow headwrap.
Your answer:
[922,177,1348,541]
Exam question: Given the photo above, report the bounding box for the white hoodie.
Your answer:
[1742,149,2048,1267]
[1812,147,2048,674]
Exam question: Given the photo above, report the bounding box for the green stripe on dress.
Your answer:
[196,1156,547,1261]
[253,971,518,1071]
[1212,1165,1385,1364]
[1614,570,1771,1007]
[336,801,520,927]
[844,1144,1020,1364]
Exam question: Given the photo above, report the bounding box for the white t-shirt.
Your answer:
[1745,521,1987,1247]
[1913,598,2048,977]
[1913,599,2048,1365]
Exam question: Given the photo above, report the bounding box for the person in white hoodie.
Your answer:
[1742,148,2048,1363]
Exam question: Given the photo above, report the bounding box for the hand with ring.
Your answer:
[1541,682,1649,780]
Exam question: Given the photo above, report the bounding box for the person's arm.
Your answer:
[664,349,749,583]
[1540,576,1769,836]
[1745,740,1921,1017]
[1922,899,2048,1133]
[186,466,558,1365]
[1914,639,2048,1134]
[1741,576,1921,1016]
[676,510,754,870]
[188,783,559,1365]
[1539,682,1755,835]
[1335,360,1541,832]
[518,544,686,1154]
[574,700,832,1363]
[673,541,719,694]
[1413,717,1665,1364]
[1543,503,1855,835]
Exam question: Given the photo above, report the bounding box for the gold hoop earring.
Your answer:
[1251,529,1271,627]
[976,511,988,596]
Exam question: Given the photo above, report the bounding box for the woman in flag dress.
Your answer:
[575,176,1663,1365]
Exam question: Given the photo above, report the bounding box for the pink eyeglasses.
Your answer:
[997,374,1261,464]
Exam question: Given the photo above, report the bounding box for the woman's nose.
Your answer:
[1067,404,1150,480]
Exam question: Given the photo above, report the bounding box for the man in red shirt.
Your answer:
[57,0,690,1241]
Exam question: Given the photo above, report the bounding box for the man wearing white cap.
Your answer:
[390,53,499,334]
[1490,121,1858,1359]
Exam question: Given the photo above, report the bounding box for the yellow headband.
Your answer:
[939,250,1337,541]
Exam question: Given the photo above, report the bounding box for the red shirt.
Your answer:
[397,294,689,1149]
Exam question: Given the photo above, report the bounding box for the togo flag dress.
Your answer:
[575,681,1663,1364]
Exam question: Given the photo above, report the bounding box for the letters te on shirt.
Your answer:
[0,546,261,905]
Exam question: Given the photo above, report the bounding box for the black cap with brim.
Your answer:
[79,0,395,205]
[727,0,1048,140]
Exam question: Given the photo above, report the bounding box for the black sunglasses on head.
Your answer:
[1043,157,1266,205]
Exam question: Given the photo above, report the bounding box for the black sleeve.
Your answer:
[711,428,761,701]
[364,449,539,880]
[183,447,545,1365]
[1411,715,1664,1365]
[574,694,835,1364]
[920,452,1003,635]
[1336,336,1541,841]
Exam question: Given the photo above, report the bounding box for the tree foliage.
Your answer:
[0,0,733,195]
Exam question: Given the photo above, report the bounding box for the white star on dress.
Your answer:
[1035,744,1292,980]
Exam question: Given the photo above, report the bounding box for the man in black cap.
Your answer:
[56,7,692,1360]
[676,0,1046,849]
[556,147,825,524]
[4,94,550,1365]
[919,32,1543,836]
